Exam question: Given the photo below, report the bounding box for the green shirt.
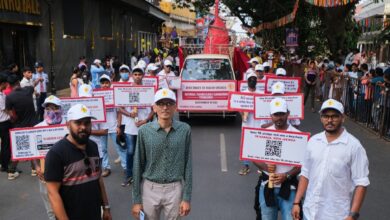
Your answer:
[132,119,192,204]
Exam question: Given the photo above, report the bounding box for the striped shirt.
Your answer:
[132,120,192,204]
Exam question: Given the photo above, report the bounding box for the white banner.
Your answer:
[265,76,301,93]
[228,92,255,112]
[177,80,236,111]
[240,127,310,166]
[254,94,304,119]
[238,80,265,93]
[113,86,155,107]
[61,97,106,122]
[10,126,69,160]
[93,88,114,108]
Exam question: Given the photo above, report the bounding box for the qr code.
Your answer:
[129,93,140,103]
[265,140,282,157]
[16,135,30,151]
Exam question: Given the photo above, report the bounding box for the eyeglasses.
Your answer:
[82,152,92,176]
[156,101,175,107]
[320,114,341,120]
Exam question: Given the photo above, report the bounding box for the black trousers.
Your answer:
[0,120,11,171]
[36,92,47,121]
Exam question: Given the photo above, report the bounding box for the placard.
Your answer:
[265,76,301,93]
[240,127,310,166]
[10,125,69,161]
[228,92,255,112]
[167,76,182,89]
[93,88,114,108]
[177,80,236,111]
[60,97,106,122]
[238,80,266,93]
[254,94,304,119]
[142,76,159,89]
[113,86,155,107]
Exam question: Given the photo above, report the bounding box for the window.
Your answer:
[181,59,234,80]
[62,0,84,37]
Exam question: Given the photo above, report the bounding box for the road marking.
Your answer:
[220,133,228,172]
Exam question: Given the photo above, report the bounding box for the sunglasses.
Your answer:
[156,101,175,107]
[82,152,92,176]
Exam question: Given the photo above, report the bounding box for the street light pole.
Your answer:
[45,0,56,94]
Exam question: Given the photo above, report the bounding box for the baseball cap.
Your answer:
[154,88,176,103]
[78,84,93,97]
[132,65,144,74]
[255,64,264,71]
[319,99,344,114]
[34,61,44,68]
[67,104,97,121]
[276,68,286,76]
[262,62,270,67]
[247,72,257,79]
[146,63,159,72]
[270,98,288,114]
[137,60,147,69]
[93,59,101,64]
[164,59,173,67]
[119,64,130,72]
[42,95,62,108]
[99,74,111,82]
[247,58,259,64]
[271,82,285,94]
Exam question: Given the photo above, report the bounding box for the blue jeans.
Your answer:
[259,185,295,220]
[101,133,127,170]
[125,134,137,178]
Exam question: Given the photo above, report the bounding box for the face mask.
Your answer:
[120,72,129,81]
[44,109,63,125]
[248,79,257,89]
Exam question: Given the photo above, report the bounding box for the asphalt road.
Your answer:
[1,105,390,220]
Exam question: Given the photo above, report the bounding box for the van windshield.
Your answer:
[181,58,234,80]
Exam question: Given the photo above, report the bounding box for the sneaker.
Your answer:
[101,169,111,177]
[121,177,133,187]
[114,157,121,164]
[8,171,20,180]
[238,166,250,175]
[31,169,37,176]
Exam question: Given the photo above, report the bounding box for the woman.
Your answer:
[69,67,83,97]
[304,60,318,112]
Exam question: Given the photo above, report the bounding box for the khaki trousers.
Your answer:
[142,179,183,220]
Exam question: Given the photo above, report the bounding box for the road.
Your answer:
[1,105,390,219]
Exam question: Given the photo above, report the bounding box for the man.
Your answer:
[132,88,192,220]
[78,56,88,70]
[157,60,176,88]
[91,59,105,89]
[45,104,112,220]
[35,95,66,220]
[244,58,259,80]
[255,64,265,80]
[263,62,271,75]
[0,72,11,174]
[254,98,301,220]
[131,52,138,70]
[33,61,49,121]
[20,67,39,111]
[119,66,154,186]
[275,68,287,77]
[292,99,369,220]
[119,64,133,83]
[6,74,38,179]
[146,63,159,77]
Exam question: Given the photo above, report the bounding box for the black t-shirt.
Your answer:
[5,86,38,127]
[44,137,102,220]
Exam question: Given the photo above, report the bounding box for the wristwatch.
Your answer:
[348,211,359,220]
[103,205,111,210]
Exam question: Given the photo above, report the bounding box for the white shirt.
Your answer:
[101,108,117,133]
[35,118,66,127]
[243,68,255,80]
[0,91,10,122]
[261,124,300,188]
[301,129,370,220]
[33,72,49,93]
[124,108,152,135]
[131,56,138,70]
[20,77,34,87]
[242,88,262,128]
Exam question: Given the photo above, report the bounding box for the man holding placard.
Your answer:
[292,99,369,220]
[254,98,301,220]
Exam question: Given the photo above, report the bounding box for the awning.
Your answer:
[355,2,385,21]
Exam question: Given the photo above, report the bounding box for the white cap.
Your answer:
[255,64,264,71]
[276,68,286,76]
[93,59,101,64]
[319,99,344,114]
[154,88,176,103]
[262,62,270,67]
[146,63,159,71]
[119,64,130,72]
[247,72,257,79]
[137,60,147,69]
[42,95,62,108]
[132,65,144,73]
[270,98,288,114]
[99,74,111,82]
[164,59,173,67]
[247,58,259,64]
[67,104,97,121]
[271,82,285,94]
[78,84,93,97]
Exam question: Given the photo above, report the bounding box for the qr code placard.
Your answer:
[265,140,282,158]
[129,93,140,103]
[16,135,30,151]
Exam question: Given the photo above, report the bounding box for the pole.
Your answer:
[47,0,56,94]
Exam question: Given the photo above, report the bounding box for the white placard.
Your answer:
[254,94,304,119]
[10,126,69,160]
[167,76,182,89]
[61,97,106,122]
[238,80,265,93]
[113,86,155,107]
[158,78,169,89]
[177,80,236,111]
[142,76,159,88]
[265,76,301,93]
[240,127,310,166]
[93,88,114,108]
[228,92,255,112]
